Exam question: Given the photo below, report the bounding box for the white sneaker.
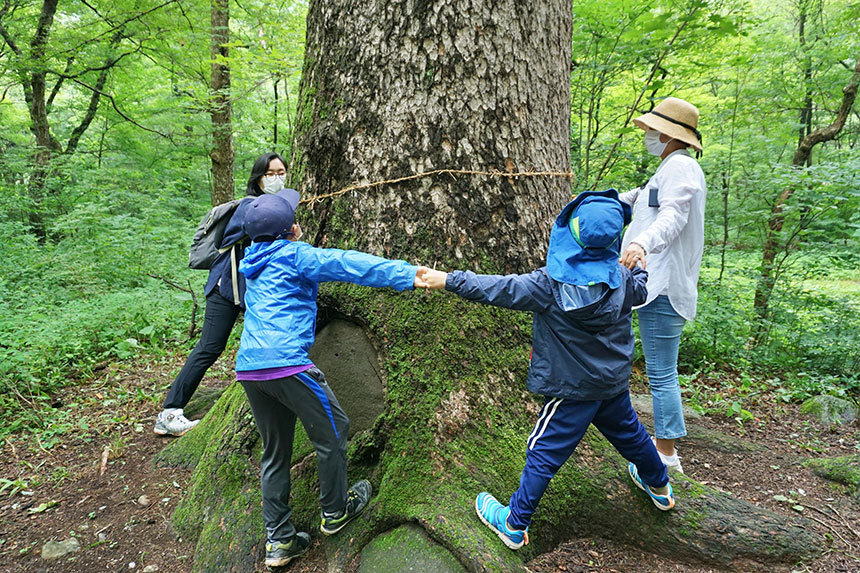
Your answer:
[651,437,684,474]
[153,408,199,436]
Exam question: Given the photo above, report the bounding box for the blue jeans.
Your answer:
[637,295,687,440]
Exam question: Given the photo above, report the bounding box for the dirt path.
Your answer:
[1,357,857,572]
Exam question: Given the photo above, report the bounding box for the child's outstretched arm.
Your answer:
[420,267,551,312]
[297,245,419,291]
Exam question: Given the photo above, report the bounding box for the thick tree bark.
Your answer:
[209,0,234,206]
[164,1,823,571]
[289,0,572,272]
[752,57,860,338]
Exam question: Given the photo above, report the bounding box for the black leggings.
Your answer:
[162,291,241,409]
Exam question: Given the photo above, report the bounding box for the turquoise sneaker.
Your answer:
[474,492,529,550]
[629,462,675,511]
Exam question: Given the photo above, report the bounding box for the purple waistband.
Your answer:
[236,363,314,381]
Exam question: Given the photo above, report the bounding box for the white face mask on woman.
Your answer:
[261,174,286,194]
[644,130,669,157]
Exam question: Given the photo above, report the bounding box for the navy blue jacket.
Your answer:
[445,266,648,400]
[204,198,255,307]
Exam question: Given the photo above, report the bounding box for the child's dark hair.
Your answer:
[245,152,288,197]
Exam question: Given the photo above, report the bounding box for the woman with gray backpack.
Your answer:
[154,152,300,436]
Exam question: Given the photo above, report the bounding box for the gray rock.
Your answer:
[143,566,159,573]
[357,524,465,573]
[41,538,80,560]
[800,395,858,426]
[309,319,385,436]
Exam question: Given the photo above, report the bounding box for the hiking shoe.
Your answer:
[153,408,199,436]
[474,492,529,550]
[319,479,372,535]
[265,532,311,567]
[629,462,675,511]
[651,437,684,473]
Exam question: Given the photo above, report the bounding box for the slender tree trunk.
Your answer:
[273,75,279,147]
[209,0,234,206]
[753,57,860,341]
[20,0,61,237]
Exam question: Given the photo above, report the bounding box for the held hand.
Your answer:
[289,223,303,241]
[415,266,448,290]
[619,242,646,270]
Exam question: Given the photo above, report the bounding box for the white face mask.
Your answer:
[644,130,669,157]
[261,174,285,194]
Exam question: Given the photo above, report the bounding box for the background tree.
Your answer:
[209,0,233,205]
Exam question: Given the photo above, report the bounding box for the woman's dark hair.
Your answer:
[245,152,288,197]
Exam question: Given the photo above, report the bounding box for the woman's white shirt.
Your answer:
[619,149,706,321]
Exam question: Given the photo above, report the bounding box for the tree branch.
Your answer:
[64,66,111,155]
[0,0,22,56]
[46,57,73,113]
[793,58,860,165]
[147,273,199,340]
[59,0,178,55]
[70,77,175,143]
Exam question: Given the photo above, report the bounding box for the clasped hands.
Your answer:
[413,266,448,290]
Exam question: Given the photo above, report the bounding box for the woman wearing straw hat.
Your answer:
[618,96,707,474]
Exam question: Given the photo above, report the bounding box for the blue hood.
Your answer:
[546,189,632,289]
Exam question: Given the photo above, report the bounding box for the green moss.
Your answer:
[804,455,860,491]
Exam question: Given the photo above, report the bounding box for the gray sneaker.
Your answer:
[319,480,372,535]
[153,408,199,436]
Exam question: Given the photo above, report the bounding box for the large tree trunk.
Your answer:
[288,0,571,272]
[209,0,234,206]
[161,1,823,571]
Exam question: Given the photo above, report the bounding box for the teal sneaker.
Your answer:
[629,462,675,511]
[474,492,529,550]
[264,532,310,567]
[319,479,372,536]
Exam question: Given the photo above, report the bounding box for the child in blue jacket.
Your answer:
[418,189,675,550]
[236,192,426,568]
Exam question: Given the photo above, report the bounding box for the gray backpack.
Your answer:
[188,198,252,270]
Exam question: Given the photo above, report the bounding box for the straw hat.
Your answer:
[633,97,702,152]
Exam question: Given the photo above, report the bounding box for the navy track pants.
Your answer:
[507,390,667,530]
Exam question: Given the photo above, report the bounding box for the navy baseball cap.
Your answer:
[546,189,631,288]
[243,188,301,242]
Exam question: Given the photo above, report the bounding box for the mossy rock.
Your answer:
[357,523,466,573]
[804,455,860,493]
[800,395,858,426]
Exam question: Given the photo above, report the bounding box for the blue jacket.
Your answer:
[204,198,255,307]
[445,265,648,400]
[236,240,418,372]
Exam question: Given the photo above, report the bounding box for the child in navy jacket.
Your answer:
[417,189,675,550]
